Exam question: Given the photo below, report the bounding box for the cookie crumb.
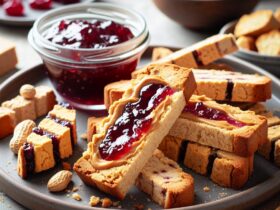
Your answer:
[72,193,82,201]
[203,186,210,192]
[80,133,87,140]
[72,186,79,192]
[102,198,112,208]
[62,162,72,170]
[89,196,100,207]
[134,204,144,210]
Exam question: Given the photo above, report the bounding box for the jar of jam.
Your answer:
[28,3,150,110]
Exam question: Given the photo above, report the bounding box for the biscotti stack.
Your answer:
[74,63,196,208]
[17,102,77,179]
[0,85,56,139]
[234,9,280,56]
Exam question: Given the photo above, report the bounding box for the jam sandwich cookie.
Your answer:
[74,67,196,199]
[87,117,195,208]
[17,103,77,179]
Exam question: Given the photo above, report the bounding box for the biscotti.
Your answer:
[256,30,280,56]
[234,10,280,37]
[169,95,267,157]
[152,47,173,62]
[159,137,253,189]
[236,36,256,51]
[151,34,237,68]
[0,37,18,76]
[74,68,196,199]
[193,69,272,102]
[87,117,195,208]
[35,86,56,117]
[136,149,194,208]
[0,107,16,139]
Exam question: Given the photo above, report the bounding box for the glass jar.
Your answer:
[28,2,150,110]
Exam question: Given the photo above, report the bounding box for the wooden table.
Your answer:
[0,0,279,209]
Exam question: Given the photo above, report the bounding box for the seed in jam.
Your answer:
[29,0,52,10]
[184,102,247,127]
[98,83,174,161]
[4,0,24,17]
[23,142,35,177]
[45,20,134,49]
[33,127,61,163]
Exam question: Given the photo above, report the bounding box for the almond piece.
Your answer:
[47,170,72,192]
[9,120,36,154]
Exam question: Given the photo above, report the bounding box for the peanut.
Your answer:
[20,84,36,100]
[10,120,35,154]
[47,170,72,192]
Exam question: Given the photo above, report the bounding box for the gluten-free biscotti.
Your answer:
[169,95,267,157]
[74,69,196,199]
[151,34,237,68]
[87,117,194,208]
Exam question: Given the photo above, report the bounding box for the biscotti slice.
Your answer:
[74,72,196,199]
[151,34,237,68]
[38,118,72,159]
[169,95,267,157]
[234,10,280,37]
[0,107,16,139]
[48,103,77,146]
[0,37,18,76]
[151,47,173,62]
[2,96,36,123]
[17,133,55,179]
[193,69,272,102]
[87,116,105,142]
[236,36,256,51]
[256,30,280,56]
[35,86,56,117]
[136,149,194,208]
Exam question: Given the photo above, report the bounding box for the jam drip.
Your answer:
[45,19,134,49]
[23,143,35,177]
[33,127,60,163]
[99,83,175,161]
[47,115,74,148]
[184,102,247,127]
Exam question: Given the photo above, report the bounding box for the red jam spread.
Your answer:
[184,102,247,127]
[45,20,134,49]
[23,143,35,177]
[44,19,136,106]
[4,0,24,16]
[29,0,52,10]
[98,83,174,161]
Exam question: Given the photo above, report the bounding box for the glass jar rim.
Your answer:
[29,2,150,64]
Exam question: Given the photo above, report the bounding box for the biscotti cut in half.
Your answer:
[74,70,196,199]
[169,95,268,157]
[159,137,253,189]
[234,10,280,37]
[151,34,237,68]
[48,103,77,146]
[136,149,194,208]
[87,117,195,208]
[0,107,16,139]
[256,29,280,56]
[193,69,272,102]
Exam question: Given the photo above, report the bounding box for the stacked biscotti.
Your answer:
[17,103,77,179]
[74,63,196,207]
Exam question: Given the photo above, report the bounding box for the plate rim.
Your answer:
[0,47,280,210]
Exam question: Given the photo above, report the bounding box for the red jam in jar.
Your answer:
[184,102,247,127]
[98,83,174,161]
[43,19,137,107]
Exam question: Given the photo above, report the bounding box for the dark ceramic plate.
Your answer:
[0,0,93,27]
[220,20,280,77]
[0,47,280,210]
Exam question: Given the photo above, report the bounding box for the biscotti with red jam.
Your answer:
[169,95,267,157]
[136,149,194,208]
[86,116,195,208]
[152,34,237,68]
[74,69,196,199]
